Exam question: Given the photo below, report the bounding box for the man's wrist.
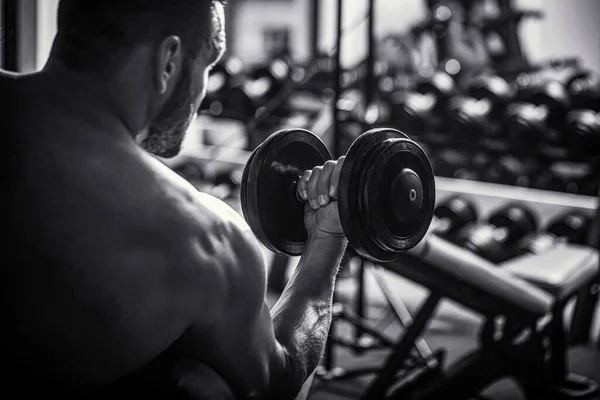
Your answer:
[306,232,348,247]
[303,234,348,264]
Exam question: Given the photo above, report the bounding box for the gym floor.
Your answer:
[267,257,600,400]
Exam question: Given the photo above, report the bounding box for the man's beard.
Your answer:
[141,65,197,158]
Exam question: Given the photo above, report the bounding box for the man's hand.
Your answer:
[173,359,236,400]
[296,156,345,238]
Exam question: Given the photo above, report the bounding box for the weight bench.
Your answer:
[335,235,598,400]
[499,245,600,399]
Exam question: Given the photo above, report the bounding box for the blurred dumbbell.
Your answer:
[505,79,571,148]
[564,73,600,158]
[482,155,533,187]
[448,74,515,139]
[199,56,246,116]
[568,71,600,109]
[336,89,394,154]
[532,163,590,194]
[243,58,291,113]
[515,211,592,256]
[505,68,591,149]
[393,71,458,137]
[431,195,478,242]
[458,203,538,263]
[430,148,479,180]
[564,110,600,158]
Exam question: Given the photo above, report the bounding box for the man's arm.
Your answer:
[174,161,347,399]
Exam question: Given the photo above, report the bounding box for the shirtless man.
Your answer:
[3,0,347,398]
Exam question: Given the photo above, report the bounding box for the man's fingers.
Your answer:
[306,167,322,209]
[297,169,311,201]
[298,156,345,208]
[172,358,235,400]
[316,160,336,206]
[329,156,345,200]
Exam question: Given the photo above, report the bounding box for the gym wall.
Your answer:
[32,0,600,73]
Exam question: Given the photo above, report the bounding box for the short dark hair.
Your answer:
[51,0,226,76]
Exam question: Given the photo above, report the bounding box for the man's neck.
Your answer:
[38,59,148,140]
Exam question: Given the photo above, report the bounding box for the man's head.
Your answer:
[51,0,226,157]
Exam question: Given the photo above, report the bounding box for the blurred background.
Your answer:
[5,0,599,202]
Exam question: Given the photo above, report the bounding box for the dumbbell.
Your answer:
[532,161,592,194]
[457,203,538,263]
[430,148,479,180]
[448,74,515,139]
[564,74,600,158]
[242,58,291,113]
[241,128,436,262]
[514,210,592,256]
[394,71,458,137]
[505,69,592,149]
[482,155,533,187]
[199,56,245,116]
[568,71,600,110]
[431,195,478,242]
[505,79,571,148]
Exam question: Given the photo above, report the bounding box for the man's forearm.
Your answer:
[269,234,347,394]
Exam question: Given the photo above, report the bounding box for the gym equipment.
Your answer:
[429,148,478,180]
[505,68,594,150]
[515,210,592,256]
[482,155,533,187]
[565,110,600,158]
[448,74,515,139]
[240,128,436,262]
[476,0,543,73]
[565,76,600,158]
[457,202,539,263]
[394,71,458,137]
[411,1,490,80]
[360,233,556,399]
[568,71,600,110]
[430,195,478,242]
[198,57,256,120]
[505,78,572,148]
[242,58,291,112]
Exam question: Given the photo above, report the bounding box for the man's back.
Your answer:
[2,72,245,397]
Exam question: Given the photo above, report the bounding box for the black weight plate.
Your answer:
[338,128,412,262]
[242,129,331,255]
[363,138,435,255]
[240,144,260,231]
[242,130,292,254]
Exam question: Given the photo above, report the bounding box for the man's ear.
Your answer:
[156,35,183,95]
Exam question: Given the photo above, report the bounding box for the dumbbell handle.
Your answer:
[291,172,421,216]
[291,139,424,218]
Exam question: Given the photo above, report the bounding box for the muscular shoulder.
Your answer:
[148,159,268,325]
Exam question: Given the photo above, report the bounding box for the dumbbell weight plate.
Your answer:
[339,128,436,262]
[241,129,332,255]
[240,143,259,229]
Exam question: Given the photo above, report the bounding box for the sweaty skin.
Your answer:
[3,5,347,399]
